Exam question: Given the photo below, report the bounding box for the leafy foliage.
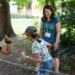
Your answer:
[60,0,75,45]
[6,0,32,8]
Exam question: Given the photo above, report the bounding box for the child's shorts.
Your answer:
[39,60,54,75]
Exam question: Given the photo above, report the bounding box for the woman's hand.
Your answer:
[21,51,27,58]
[53,42,58,50]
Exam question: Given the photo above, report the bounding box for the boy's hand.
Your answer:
[21,51,27,58]
[4,35,12,42]
[47,43,52,48]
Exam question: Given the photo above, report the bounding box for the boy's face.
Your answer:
[26,34,32,41]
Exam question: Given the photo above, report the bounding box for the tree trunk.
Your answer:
[0,0,15,37]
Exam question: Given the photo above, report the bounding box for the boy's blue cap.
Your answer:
[24,26,37,34]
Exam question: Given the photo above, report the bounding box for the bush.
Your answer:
[60,28,75,45]
[60,9,75,45]
[11,14,34,18]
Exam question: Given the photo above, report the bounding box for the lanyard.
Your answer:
[46,21,52,32]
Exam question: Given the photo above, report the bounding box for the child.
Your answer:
[21,26,54,75]
[0,35,12,54]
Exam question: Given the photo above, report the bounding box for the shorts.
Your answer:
[39,60,54,75]
[51,50,59,58]
[50,44,61,58]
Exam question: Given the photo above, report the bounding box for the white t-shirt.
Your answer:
[32,39,52,62]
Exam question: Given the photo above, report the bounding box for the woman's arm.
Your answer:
[53,22,61,50]
[39,22,43,38]
[56,22,61,43]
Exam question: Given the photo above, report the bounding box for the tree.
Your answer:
[0,0,14,37]
[37,0,59,10]
[0,0,32,37]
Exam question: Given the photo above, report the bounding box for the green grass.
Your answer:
[11,19,34,34]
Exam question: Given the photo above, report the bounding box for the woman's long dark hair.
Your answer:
[43,5,55,22]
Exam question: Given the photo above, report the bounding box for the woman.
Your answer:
[40,5,61,74]
[21,26,54,75]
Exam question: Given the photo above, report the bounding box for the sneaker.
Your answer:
[54,72,60,75]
